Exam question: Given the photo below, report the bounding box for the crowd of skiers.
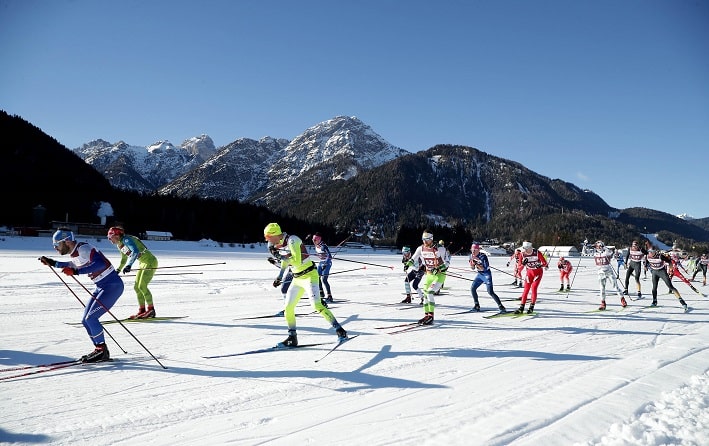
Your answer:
[39,221,705,363]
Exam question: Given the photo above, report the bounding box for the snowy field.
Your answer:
[1,236,707,446]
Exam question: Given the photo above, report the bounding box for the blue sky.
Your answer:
[2,0,708,218]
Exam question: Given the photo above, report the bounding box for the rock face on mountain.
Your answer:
[74,135,216,192]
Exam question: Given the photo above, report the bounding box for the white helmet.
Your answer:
[422,231,434,241]
[522,241,533,250]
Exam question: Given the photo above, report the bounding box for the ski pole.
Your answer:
[44,265,127,354]
[489,265,517,278]
[125,272,203,276]
[334,257,394,269]
[134,262,226,271]
[67,274,167,369]
[330,233,354,258]
[445,271,475,282]
[325,266,366,276]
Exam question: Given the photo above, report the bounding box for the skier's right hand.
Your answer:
[272,278,282,288]
[39,256,56,267]
[506,262,510,267]
[267,257,279,266]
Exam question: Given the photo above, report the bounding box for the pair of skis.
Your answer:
[203,335,360,363]
[374,321,434,334]
[1,358,119,381]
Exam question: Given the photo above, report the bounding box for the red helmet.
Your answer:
[107,227,124,239]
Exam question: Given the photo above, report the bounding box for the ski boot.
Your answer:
[514,304,525,315]
[401,294,412,304]
[472,303,481,312]
[620,296,627,307]
[129,306,146,319]
[527,304,535,314]
[417,312,434,325]
[277,330,298,348]
[80,343,110,363]
[136,305,155,319]
[598,300,606,311]
[336,326,348,341]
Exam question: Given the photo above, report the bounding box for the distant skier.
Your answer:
[312,232,334,304]
[107,226,158,319]
[615,249,626,272]
[469,243,506,313]
[645,247,689,311]
[514,241,548,314]
[400,246,425,304]
[557,256,573,291]
[623,240,647,300]
[507,247,524,287]
[409,231,449,325]
[593,240,626,311]
[691,253,708,286]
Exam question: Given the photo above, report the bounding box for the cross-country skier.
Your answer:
[514,241,548,314]
[557,256,573,291]
[400,246,425,304]
[593,240,626,311]
[469,243,506,313]
[107,226,158,319]
[691,253,708,286]
[311,232,334,304]
[645,248,689,311]
[39,228,124,363]
[623,240,647,300]
[507,247,524,287]
[263,223,347,347]
[409,231,449,325]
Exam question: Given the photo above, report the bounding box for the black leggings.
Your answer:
[692,264,707,280]
[651,269,676,300]
[624,261,642,290]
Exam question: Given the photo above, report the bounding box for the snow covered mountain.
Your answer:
[158,136,289,202]
[75,116,409,204]
[73,134,217,192]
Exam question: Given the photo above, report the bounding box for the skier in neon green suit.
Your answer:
[107,226,158,319]
[264,223,348,347]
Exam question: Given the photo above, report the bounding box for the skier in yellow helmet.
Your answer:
[263,223,348,347]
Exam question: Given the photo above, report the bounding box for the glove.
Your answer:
[273,278,282,288]
[122,265,132,274]
[267,257,279,266]
[522,258,529,265]
[439,264,448,273]
[62,267,78,276]
[39,256,57,267]
[506,262,510,267]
